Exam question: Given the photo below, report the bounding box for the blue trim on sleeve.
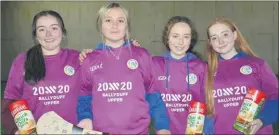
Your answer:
[203,116,214,134]
[77,95,93,122]
[146,92,170,130]
[258,99,278,127]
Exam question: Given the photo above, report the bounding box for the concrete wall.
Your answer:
[1,1,278,80]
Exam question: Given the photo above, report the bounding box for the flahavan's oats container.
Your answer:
[9,100,37,134]
[186,101,206,134]
[233,88,266,134]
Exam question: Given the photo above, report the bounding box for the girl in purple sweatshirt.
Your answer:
[205,18,278,134]
[76,3,170,134]
[3,10,81,134]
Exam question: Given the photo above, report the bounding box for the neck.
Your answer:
[42,47,60,56]
[170,52,186,60]
[220,47,238,60]
[105,39,124,48]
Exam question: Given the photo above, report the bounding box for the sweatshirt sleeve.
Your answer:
[138,48,157,94]
[203,116,214,134]
[77,55,94,122]
[137,48,170,130]
[146,92,170,130]
[257,61,278,127]
[4,54,25,100]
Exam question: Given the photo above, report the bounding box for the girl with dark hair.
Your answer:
[3,10,81,134]
[149,16,209,134]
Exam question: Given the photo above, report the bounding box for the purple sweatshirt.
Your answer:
[4,48,81,125]
[79,45,158,134]
[152,52,207,134]
[213,54,278,134]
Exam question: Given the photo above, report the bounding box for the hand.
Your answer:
[79,49,93,64]
[77,119,93,130]
[131,39,141,47]
[156,129,171,135]
[249,119,263,135]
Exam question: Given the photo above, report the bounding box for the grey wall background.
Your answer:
[1,1,278,80]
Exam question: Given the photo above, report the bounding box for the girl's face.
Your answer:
[168,22,191,59]
[36,15,63,54]
[208,23,237,57]
[102,7,127,44]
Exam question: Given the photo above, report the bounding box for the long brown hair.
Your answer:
[205,18,257,117]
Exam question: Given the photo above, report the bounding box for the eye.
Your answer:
[184,35,190,39]
[52,27,58,30]
[105,19,111,22]
[211,37,217,41]
[172,35,178,38]
[38,28,45,32]
[224,33,229,36]
[118,19,125,23]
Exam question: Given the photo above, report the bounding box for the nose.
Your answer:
[218,38,224,44]
[112,21,118,29]
[46,29,52,37]
[179,37,184,45]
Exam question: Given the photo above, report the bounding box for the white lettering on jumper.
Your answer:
[33,85,70,106]
[158,75,171,81]
[90,63,103,72]
[161,93,192,112]
[98,81,132,103]
[213,85,247,108]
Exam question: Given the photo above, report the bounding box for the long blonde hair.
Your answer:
[205,18,258,117]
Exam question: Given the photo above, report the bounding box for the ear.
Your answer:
[233,31,237,41]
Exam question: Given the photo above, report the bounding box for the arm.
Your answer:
[250,61,278,134]
[257,61,278,126]
[2,99,18,134]
[146,92,170,131]
[76,57,94,129]
[2,54,25,134]
[141,51,170,133]
[203,116,214,134]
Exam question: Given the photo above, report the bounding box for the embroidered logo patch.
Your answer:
[64,65,75,76]
[127,59,138,70]
[240,65,252,75]
[186,73,198,84]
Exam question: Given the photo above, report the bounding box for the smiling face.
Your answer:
[168,22,192,59]
[208,23,238,59]
[35,15,63,55]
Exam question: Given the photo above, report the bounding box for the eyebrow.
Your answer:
[210,30,230,38]
[36,24,60,29]
[104,16,125,20]
[171,33,191,35]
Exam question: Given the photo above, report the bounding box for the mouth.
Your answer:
[218,45,227,50]
[110,31,120,34]
[174,46,185,51]
[44,39,55,42]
